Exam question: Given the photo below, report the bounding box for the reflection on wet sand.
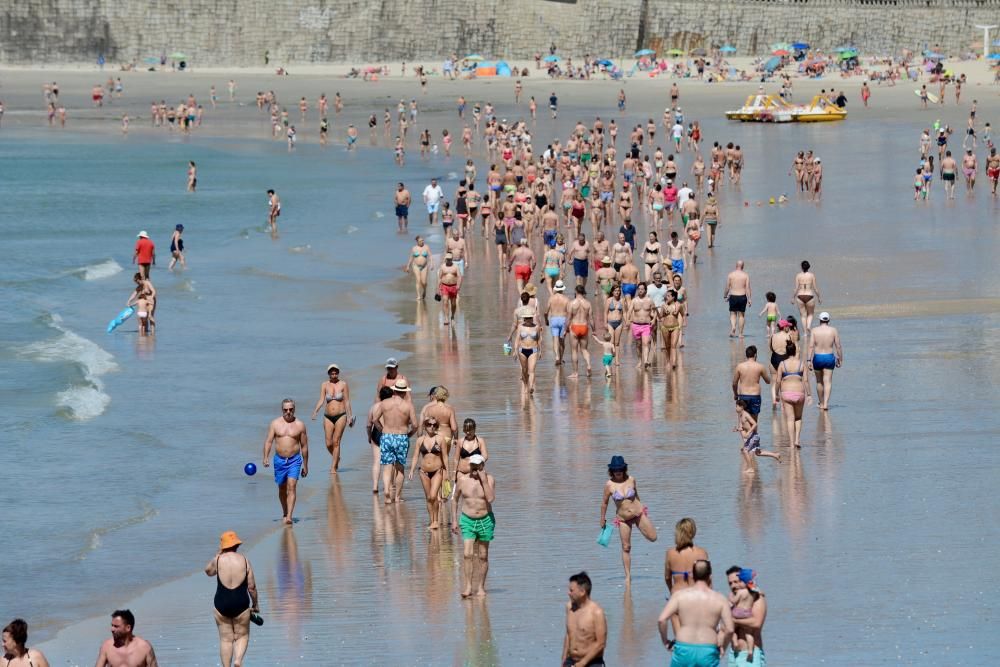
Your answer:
[325,479,355,571]
[460,598,497,667]
[268,527,313,648]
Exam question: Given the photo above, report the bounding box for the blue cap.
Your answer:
[608,455,627,471]
[739,568,755,584]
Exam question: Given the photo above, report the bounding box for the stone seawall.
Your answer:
[2,0,999,66]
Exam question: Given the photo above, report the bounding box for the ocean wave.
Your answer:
[74,500,158,560]
[20,314,118,421]
[74,259,123,281]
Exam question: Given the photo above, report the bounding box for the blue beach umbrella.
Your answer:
[635,49,656,57]
[544,55,560,63]
[596,59,614,67]
[925,52,945,60]
[720,45,737,53]
[988,53,1000,60]
[464,54,484,62]
[792,42,810,50]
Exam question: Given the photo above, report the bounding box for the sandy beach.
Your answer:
[1,56,998,665]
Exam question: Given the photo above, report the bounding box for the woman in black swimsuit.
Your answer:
[454,418,489,480]
[2,619,49,667]
[205,531,259,667]
[408,418,449,529]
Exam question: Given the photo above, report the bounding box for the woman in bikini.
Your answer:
[658,289,683,369]
[642,231,663,281]
[454,418,489,482]
[542,244,563,294]
[407,417,449,529]
[664,517,710,642]
[507,309,541,393]
[420,385,458,447]
[671,273,689,348]
[404,235,431,300]
[1,619,50,667]
[605,283,626,364]
[310,364,354,474]
[205,531,259,667]
[775,340,811,448]
[792,260,822,330]
[599,455,657,584]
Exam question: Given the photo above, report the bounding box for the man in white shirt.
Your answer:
[647,271,669,308]
[677,182,694,207]
[671,121,685,152]
[423,178,444,225]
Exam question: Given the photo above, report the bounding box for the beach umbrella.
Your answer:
[596,58,614,66]
[772,49,790,56]
[543,55,560,63]
[925,52,945,60]
[720,45,737,53]
[635,49,656,57]
[169,52,187,60]
[690,47,707,56]
[792,42,810,50]
[464,54,484,61]
[667,48,684,56]
[988,53,1000,60]
[838,50,859,60]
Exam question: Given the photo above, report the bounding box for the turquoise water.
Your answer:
[2,82,999,664]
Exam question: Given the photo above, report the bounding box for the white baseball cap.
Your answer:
[818,312,830,322]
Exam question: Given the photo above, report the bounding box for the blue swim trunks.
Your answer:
[573,257,589,278]
[728,648,766,667]
[273,453,302,486]
[737,394,761,416]
[672,258,685,275]
[395,205,409,218]
[671,641,720,667]
[812,353,836,370]
[622,283,637,297]
[544,229,557,248]
[379,432,410,466]
[550,316,567,337]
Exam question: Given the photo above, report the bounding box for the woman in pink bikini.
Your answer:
[775,340,811,448]
[599,455,657,585]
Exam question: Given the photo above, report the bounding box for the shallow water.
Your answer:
[2,78,998,664]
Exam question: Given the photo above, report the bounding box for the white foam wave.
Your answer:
[21,314,118,421]
[345,225,359,234]
[77,259,123,281]
[373,211,385,218]
[447,171,458,180]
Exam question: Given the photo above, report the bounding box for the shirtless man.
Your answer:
[611,233,633,273]
[263,399,309,524]
[987,148,1000,195]
[618,259,640,307]
[542,207,560,248]
[962,149,977,191]
[941,150,958,199]
[394,182,411,232]
[545,280,571,365]
[445,227,468,275]
[570,234,591,288]
[266,189,281,233]
[438,253,463,325]
[567,285,596,378]
[94,610,157,667]
[591,232,611,270]
[507,238,536,293]
[732,346,770,421]
[371,379,418,504]
[451,454,496,597]
[627,283,655,368]
[723,260,751,338]
[665,232,686,279]
[375,358,410,401]
[562,572,607,667]
[808,312,843,410]
[657,560,733,666]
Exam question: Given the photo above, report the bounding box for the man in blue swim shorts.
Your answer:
[263,398,309,524]
[732,345,767,418]
[371,378,418,504]
[658,560,733,667]
[451,454,496,597]
[545,280,570,365]
[808,311,843,410]
[394,182,411,232]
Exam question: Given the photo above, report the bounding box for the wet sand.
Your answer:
[5,63,998,664]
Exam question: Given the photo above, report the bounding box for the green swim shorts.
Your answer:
[460,512,496,542]
[671,642,720,667]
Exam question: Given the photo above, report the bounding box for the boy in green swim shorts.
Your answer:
[451,454,496,597]
[592,330,615,378]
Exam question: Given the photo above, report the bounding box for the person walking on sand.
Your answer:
[438,253,462,325]
[186,161,197,192]
[2,619,50,667]
[723,260,751,338]
[562,572,607,667]
[664,517,709,644]
[566,285,596,378]
[731,345,769,422]
[736,399,781,471]
[263,399,309,525]
[451,453,495,597]
[310,364,355,474]
[394,182,411,232]
[808,311,843,410]
[205,531,260,667]
[371,379,418,504]
[657,560,733,665]
[599,456,657,585]
[94,609,157,667]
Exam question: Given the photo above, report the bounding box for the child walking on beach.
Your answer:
[736,400,780,470]
[759,291,780,337]
[593,331,616,379]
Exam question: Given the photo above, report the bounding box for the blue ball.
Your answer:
[244,462,257,476]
